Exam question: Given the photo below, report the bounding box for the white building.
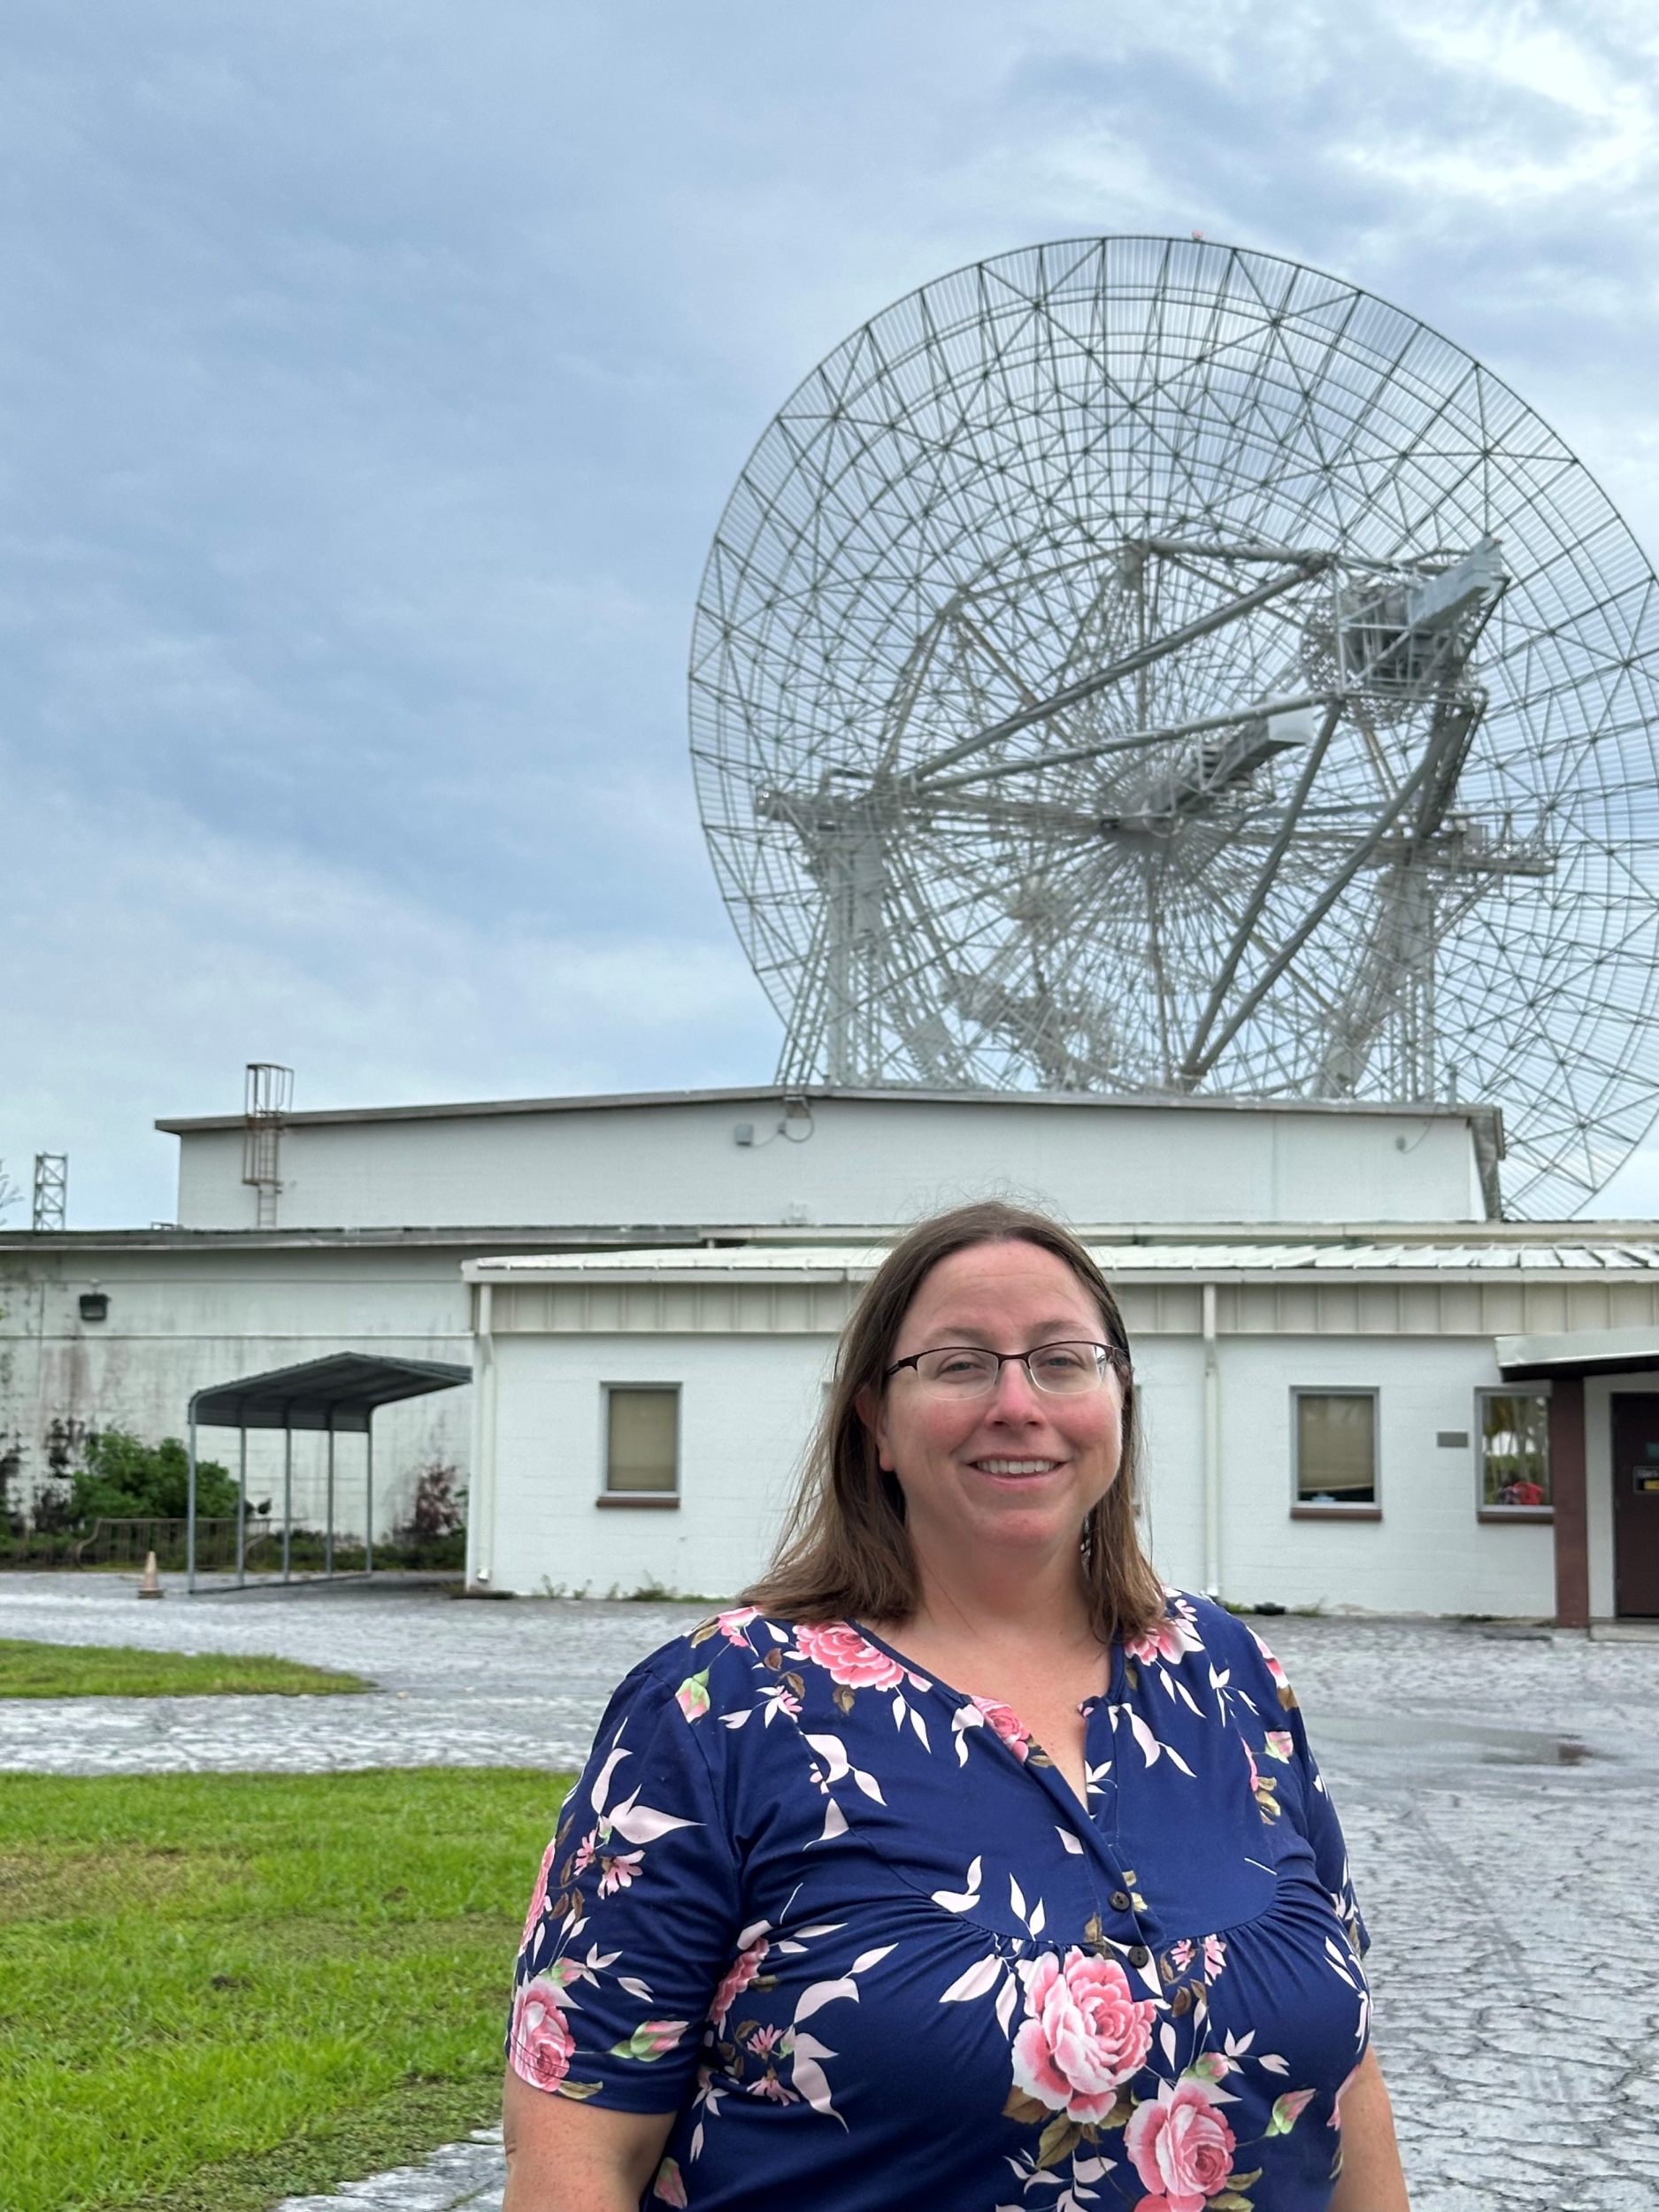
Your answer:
[4,1084,1655,1623]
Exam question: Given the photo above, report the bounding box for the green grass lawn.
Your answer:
[0,1639,370,1698]
[0,1768,570,2212]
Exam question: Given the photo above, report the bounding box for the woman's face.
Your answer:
[869,1239,1125,1574]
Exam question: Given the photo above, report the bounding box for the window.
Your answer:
[1477,1389,1551,1517]
[603,1387,680,1497]
[1293,1390,1378,1511]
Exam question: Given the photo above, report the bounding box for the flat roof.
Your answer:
[190,1352,472,1432]
[13,1215,1659,1258]
[465,1237,1659,1286]
[1498,1327,1659,1379]
[154,1083,1501,1137]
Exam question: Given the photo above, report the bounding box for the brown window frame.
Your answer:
[1290,1386,1380,1517]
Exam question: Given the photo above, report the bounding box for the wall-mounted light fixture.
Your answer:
[79,1291,109,1323]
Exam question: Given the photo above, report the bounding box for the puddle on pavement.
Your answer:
[1310,1712,1600,1766]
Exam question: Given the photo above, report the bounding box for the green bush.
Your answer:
[70,1432,241,1525]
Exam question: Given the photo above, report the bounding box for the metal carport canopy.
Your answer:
[190,1353,472,1432]
[186,1354,472,1593]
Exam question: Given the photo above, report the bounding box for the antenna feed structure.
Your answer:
[691,237,1659,1217]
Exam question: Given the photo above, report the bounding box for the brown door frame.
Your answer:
[1549,1376,1590,1629]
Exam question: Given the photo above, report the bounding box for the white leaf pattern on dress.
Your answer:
[932,1855,983,1911]
[795,1977,860,2022]
[939,1953,1003,2002]
[604,1789,701,1846]
[788,2031,841,2117]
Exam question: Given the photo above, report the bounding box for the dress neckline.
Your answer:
[844,1614,1121,1711]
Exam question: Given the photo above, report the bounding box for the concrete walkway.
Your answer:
[0,1571,704,1772]
[6,1572,1659,2210]
[273,2131,504,2212]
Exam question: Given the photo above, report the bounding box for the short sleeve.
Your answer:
[1243,1627,1369,1958]
[507,1650,741,2110]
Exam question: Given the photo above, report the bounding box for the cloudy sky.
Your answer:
[5,0,1659,1224]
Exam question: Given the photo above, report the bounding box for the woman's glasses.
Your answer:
[882,1341,1127,1397]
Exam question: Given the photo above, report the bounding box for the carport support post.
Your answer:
[281,1426,292,1583]
[365,1424,373,1578]
[236,1428,247,1588]
[1550,1376,1590,1629]
[326,1419,335,1578]
[187,1402,199,1595]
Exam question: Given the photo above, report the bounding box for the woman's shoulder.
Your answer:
[600,1604,803,1724]
[1123,1587,1295,1702]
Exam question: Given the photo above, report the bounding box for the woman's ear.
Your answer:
[854,1386,895,1473]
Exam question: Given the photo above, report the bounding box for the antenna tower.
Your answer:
[31,1155,66,1233]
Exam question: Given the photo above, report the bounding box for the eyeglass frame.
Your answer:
[881,1340,1131,1394]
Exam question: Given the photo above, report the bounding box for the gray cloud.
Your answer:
[4,0,1659,1220]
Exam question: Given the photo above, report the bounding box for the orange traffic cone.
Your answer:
[138,1550,164,1600]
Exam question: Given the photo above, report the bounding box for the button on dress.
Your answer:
[508,1593,1371,2211]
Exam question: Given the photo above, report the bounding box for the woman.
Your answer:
[503,1202,1409,2210]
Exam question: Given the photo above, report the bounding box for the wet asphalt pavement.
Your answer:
[4,1572,1656,2210]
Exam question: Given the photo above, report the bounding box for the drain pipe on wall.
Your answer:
[468,1280,497,1594]
[1202,1283,1222,1601]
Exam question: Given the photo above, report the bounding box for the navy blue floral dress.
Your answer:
[508,1593,1370,2211]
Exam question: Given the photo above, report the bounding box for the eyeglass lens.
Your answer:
[909,1343,1114,1394]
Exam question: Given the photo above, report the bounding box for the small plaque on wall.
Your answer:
[1437,1430,1470,1448]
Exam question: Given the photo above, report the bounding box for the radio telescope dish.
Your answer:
[689,237,1659,1217]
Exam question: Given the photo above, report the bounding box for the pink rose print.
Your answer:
[793,1621,906,1690]
[1252,1632,1296,1706]
[1269,2086,1317,2135]
[652,2156,688,2206]
[675,1670,711,1721]
[1010,1947,1158,2124]
[971,1695,1033,1762]
[1202,1935,1226,1981]
[716,1604,760,1647]
[1123,1602,1204,1666]
[509,1976,575,2092]
[1125,2078,1237,2212]
[1264,1728,1295,1763]
[710,1938,769,2027]
[572,1829,599,1877]
[520,1837,558,1947]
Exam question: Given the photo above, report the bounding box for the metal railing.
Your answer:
[72,1517,277,1570]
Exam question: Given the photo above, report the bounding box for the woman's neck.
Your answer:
[892,1541,1099,1655]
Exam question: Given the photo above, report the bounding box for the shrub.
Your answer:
[397,1461,466,1546]
[68,1431,241,1525]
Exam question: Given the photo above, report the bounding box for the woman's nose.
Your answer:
[987,1358,1042,1415]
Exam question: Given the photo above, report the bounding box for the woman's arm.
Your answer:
[1328,2047,1409,2211]
[502,2068,675,2212]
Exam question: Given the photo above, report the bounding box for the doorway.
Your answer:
[1609,1394,1659,1617]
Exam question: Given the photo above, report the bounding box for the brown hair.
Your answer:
[742,1200,1165,1644]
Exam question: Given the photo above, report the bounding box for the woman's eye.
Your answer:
[936,1353,991,1378]
[1034,1348,1087,1374]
